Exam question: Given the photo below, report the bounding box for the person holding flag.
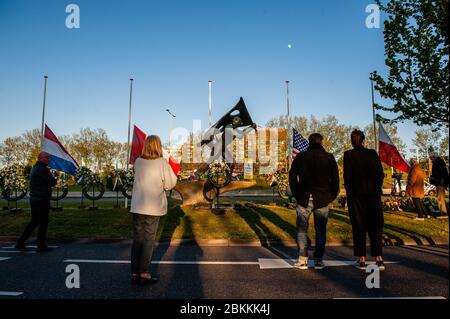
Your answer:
[16,125,79,252]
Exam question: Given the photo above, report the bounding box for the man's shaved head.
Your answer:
[38,152,51,165]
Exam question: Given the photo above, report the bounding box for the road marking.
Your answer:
[258,259,400,269]
[0,291,23,296]
[0,257,11,262]
[334,297,446,300]
[64,259,259,265]
[1,246,58,249]
[0,250,36,254]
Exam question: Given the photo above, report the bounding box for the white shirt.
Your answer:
[130,157,177,216]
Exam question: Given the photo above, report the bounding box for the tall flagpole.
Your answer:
[125,78,133,208]
[208,80,212,127]
[40,75,48,141]
[370,74,378,153]
[286,80,291,170]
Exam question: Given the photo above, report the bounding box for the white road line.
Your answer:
[64,259,259,265]
[1,246,58,249]
[258,259,400,269]
[334,297,446,300]
[0,291,23,296]
[0,250,36,254]
[0,257,11,262]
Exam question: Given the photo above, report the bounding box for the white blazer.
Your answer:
[130,157,177,216]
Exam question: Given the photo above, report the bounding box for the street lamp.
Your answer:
[165,108,176,147]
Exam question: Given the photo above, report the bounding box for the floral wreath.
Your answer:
[0,164,28,197]
[121,168,135,199]
[75,167,101,186]
[50,169,69,189]
[207,160,231,188]
[105,168,126,191]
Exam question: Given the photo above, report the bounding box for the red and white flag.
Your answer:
[129,125,180,176]
[378,124,410,173]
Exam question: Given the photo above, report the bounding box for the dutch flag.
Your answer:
[41,125,79,176]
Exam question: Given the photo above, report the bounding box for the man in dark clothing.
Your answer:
[344,130,385,271]
[15,152,56,252]
[289,133,339,270]
[429,152,449,218]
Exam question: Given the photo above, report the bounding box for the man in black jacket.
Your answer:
[344,130,385,270]
[289,133,339,270]
[15,152,56,252]
[430,152,449,218]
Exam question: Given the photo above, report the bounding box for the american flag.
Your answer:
[291,128,309,161]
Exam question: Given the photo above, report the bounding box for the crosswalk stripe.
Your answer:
[0,291,23,296]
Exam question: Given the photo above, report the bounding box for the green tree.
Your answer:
[371,0,449,130]
[412,128,442,158]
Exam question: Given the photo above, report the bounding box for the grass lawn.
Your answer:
[0,199,448,242]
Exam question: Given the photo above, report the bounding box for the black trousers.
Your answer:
[347,194,384,257]
[412,198,427,218]
[18,199,50,247]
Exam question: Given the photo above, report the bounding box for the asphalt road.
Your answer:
[0,240,448,299]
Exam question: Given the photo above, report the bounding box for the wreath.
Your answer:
[0,164,28,201]
[50,169,69,201]
[207,160,231,188]
[121,168,135,199]
[75,167,105,201]
[105,168,126,192]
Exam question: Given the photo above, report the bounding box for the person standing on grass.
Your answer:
[429,152,449,218]
[15,152,56,252]
[130,135,177,287]
[406,158,428,220]
[343,130,385,271]
[289,133,340,270]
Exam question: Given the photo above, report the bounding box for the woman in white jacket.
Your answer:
[130,135,177,286]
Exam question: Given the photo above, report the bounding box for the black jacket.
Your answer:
[289,144,340,209]
[29,162,57,201]
[343,146,384,196]
[430,157,449,187]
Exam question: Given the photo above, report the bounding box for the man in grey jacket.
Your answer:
[16,152,56,252]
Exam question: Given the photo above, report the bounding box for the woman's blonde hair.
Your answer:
[141,135,163,160]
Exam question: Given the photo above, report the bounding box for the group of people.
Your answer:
[14,131,449,286]
[289,130,385,270]
[406,154,449,220]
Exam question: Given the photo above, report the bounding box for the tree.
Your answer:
[372,0,449,130]
[412,128,442,159]
[266,115,355,161]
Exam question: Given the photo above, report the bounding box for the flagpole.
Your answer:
[40,75,48,141]
[125,78,133,208]
[370,74,378,153]
[208,80,212,127]
[286,80,291,170]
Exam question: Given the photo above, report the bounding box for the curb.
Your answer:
[0,236,448,247]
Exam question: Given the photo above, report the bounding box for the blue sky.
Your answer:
[0,0,422,153]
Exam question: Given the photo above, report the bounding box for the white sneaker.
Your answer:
[293,257,309,270]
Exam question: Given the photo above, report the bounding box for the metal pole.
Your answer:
[125,78,133,208]
[286,80,291,170]
[371,75,378,152]
[208,80,212,127]
[166,109,176,147]
[41,76,48,140]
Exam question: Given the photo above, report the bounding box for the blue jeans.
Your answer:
[131,214,160,274]
[296,201,329,260]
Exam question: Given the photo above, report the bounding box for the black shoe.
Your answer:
[14,244,29,252]
[138,277,158,287]
[376,260,385,271]
[36,246,53,253]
